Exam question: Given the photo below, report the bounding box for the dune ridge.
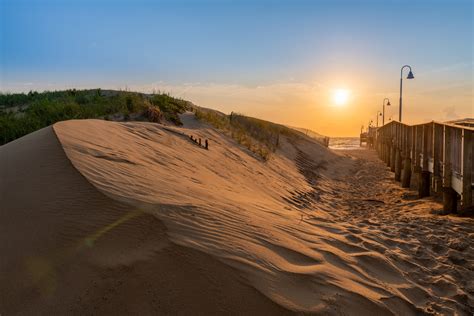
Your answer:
[1,113,473,315]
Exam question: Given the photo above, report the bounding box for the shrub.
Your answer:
[144,106,162,123]
[75,94,88,105]
[151,94,188,121]
[126,96,134,112]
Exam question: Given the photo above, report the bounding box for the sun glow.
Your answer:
[332,89,350,106]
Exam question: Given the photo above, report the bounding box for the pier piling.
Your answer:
[394,149,402,181]
[390,146,396,172]
[418,171,430,198]
[401,157,412,188]
[443,187,458,214]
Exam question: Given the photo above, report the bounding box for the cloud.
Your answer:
[128,81,327,115]
[442,105,460,120]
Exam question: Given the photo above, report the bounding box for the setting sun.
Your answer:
[332,89,350,106]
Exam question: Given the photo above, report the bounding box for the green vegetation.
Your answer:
[0,89,189,145]
[0,89,327,161]
[195,108,295,161]
[150,94,188,125]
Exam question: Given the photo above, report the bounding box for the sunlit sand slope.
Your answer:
[0,124,288,315]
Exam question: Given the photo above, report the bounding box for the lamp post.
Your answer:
[399,65,415,122]
[376,111,382,127]
[382,98,390,125]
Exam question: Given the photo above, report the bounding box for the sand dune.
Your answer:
[1,112,473,315]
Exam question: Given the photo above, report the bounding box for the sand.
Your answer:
[1,112,473,315]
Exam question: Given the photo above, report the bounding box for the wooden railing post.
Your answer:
[401,125,412,188]
[418,124,430,197]
[443,126,457,213]
[386,128,392,168]
[432,124,441,194]
[460,129,473,212]
[395,123,402,181]
[412,126,422,192]
[390,125,396,172]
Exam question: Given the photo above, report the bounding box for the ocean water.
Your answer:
[328,137,361,150]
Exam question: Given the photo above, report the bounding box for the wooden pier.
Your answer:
[375,120,473,214]
[360,126,377,147]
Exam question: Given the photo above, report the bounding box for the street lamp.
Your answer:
[399,65,415,122]
[376,111,382,127]
[382,98,391,125]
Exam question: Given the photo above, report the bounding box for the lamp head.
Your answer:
[407,70,415,79]
[387,100,391,106]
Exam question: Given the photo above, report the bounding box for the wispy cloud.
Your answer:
[128,81,327,114]
[442,105,460,120]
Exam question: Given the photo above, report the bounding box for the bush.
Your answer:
[126,96,134,112]
[151,94,188,125]
[75,94,88,105]
[144,106,162,123]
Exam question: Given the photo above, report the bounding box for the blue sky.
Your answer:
[1,0,472,135]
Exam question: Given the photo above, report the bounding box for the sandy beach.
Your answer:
[1,113,473,315]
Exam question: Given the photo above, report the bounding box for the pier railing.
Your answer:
[375,121,473,213]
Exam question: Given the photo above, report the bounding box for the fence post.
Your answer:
[390,138,396,172]
[418,125,430,197]
[401,126,412,188]
[432,124,443,194]
[412,126,422,192]
[460,129,473,213]
[387,139,392,168]
[443,126,457,213]
[395,149,402,181]
[394,124,402,181]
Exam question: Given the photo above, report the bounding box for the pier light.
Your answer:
[376,111,382,127]
[399,65,415,122]
[382,98,390,126]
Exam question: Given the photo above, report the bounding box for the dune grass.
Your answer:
[0,89,189,145]
[194,108,297,161]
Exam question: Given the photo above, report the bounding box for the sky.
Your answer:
[1,0,472,136]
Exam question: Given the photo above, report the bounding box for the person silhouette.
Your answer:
[205,139,209,150]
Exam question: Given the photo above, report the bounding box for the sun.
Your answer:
[332,89,350,106]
